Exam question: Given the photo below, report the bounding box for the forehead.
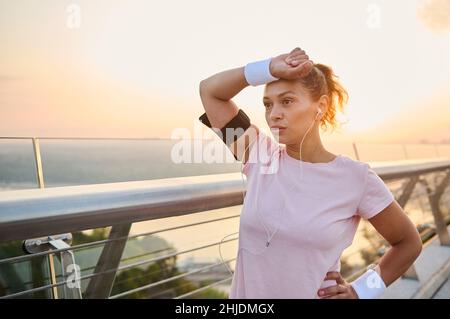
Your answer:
[263,80,306,99]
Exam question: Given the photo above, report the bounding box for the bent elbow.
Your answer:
[199,79,211,97]
[415,240,423,258]
[411,232,423,260]
[199,80,205,96]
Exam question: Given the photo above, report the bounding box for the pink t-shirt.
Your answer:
[229,130,395,299]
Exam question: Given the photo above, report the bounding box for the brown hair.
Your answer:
[297,63,348,132]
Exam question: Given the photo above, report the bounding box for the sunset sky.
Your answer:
[1,0,449,144]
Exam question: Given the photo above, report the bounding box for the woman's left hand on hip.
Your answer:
[317,271,359,299]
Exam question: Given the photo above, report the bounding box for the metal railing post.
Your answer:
[420,171,450,246]
[84,223,132,298]
[32,138,45,189]
[31,138,61,297]
[402,144,408,159]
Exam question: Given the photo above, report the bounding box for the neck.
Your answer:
[285,129,334,163]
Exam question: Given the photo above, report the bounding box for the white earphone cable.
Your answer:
[218,109,322,277]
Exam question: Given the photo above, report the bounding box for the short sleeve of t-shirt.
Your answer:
[356,165,395,220]
[241,130,279,177]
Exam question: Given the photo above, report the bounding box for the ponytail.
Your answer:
[297,63,348,132]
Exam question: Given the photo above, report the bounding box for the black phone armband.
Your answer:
[198,109,252,147]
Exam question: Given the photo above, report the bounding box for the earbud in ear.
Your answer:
[315,109,322,120]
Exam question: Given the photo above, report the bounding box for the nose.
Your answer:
[269,104,284,121]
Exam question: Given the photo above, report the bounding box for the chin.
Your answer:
[271,133,287,144]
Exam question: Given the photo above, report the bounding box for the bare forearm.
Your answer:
[377,238,422,286]
[200,67,249,101]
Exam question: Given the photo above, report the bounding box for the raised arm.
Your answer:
[199,67,259,164]
[199,67,248,129]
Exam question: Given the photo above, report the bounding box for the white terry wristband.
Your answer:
[244,58,279,86]
[350,269,386,299]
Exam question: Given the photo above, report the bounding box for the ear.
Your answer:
[317,95,329,117]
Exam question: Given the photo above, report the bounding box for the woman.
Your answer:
[198,47,422,299]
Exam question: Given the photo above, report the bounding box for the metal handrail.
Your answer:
[1,159,449,242]
[368,158,450,181]
[0,172,246,242]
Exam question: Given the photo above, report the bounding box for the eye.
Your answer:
[264,102,272,109]
[282,99,292,105]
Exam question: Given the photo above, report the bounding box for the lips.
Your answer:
[270,126,287,134]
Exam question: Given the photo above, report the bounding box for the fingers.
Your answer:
[291,60,313,77]
[285,47,307,64]
[321,294,348,299]
[289,56,309,66]
[324,271,346,285]
[286,53,308,65]
[289,52,308,61]
[285,47,313,77]
[318,284,347,297]
[289,47,303,54]
[280,47,314,78]
[317,273,357,299]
